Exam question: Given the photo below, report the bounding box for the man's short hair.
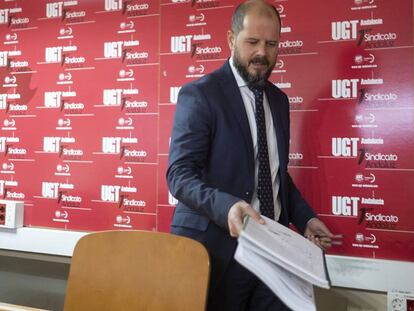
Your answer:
[231,0,281,35]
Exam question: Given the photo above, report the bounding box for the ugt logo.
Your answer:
[358,207,374,224]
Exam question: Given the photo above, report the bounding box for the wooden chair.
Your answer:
[63,231,210,311]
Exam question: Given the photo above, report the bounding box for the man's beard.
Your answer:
[233,47,275,89]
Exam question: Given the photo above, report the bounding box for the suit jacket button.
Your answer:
[245,191,250,196]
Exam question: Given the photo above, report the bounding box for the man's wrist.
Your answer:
[305,217,318,227]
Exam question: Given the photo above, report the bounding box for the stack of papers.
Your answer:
[234,216,330,311]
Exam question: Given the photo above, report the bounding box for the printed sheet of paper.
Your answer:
[235,216,331,311]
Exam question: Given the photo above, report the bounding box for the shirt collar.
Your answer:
[229,57,249,88]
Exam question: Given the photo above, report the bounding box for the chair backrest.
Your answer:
[63,231,210,311]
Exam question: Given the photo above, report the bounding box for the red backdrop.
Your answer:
[0,0,413,262]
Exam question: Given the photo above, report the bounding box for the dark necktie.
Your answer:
[251,87,275,219]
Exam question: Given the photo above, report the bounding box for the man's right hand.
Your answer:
[227,200,264,237]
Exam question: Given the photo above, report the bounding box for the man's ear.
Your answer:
[227,30,235,51]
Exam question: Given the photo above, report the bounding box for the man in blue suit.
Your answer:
[167,0,333,310]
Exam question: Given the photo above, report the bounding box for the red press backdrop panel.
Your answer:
[0,0,412,262]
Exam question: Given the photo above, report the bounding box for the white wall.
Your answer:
[0,250,388,311]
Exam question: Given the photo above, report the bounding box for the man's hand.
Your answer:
[304,218,334,251]
[228,200,264,237]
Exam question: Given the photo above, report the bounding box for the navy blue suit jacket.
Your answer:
[167,60,316,281]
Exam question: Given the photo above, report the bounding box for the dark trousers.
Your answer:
[208,258,291,311]
[171,223,291,311]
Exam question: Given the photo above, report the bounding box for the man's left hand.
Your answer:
[304,218,334,251]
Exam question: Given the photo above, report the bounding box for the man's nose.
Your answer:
[256,41,266,56]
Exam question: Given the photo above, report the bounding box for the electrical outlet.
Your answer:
[0,200,24,229]
[0,203,5,225]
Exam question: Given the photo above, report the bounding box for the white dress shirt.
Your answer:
[229,58,281,221]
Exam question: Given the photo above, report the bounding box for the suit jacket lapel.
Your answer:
[217,61,255,179]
